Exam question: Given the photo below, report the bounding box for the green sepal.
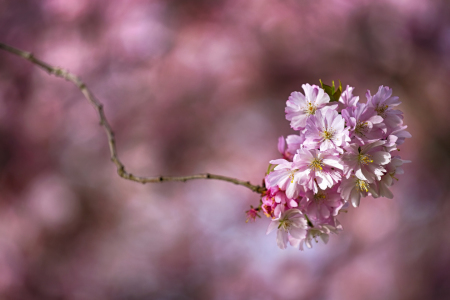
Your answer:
[266,163,277,175]
[333,80,343,102]
[319,79,343,102]
[304,213,314,228]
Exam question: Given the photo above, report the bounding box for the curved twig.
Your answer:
[0,42,266,194]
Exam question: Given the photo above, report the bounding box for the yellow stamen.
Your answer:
[355,121,368,135]
[305,102,317,116]
[322,129,334,140]
[314,192,326,203]
[376,104,389,116]
[358,153,374,165]
[289,170,298,183]
[309,158,323,171]
[355,179,369,192]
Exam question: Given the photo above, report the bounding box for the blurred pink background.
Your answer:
[1,0,449,299]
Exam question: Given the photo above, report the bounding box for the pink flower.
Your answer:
[261,193,276,218]
[341,140,391,183]
[265,82,411,250]
[341,103,384,146]
[278,134,305,161]
[304,108,350,153]
[261,187,299,218]
[265,159,304,199]
[285,84,337,130]
[375,156,411,199]
[300,185,344,220]
[289,217,343,250]
[266,209,308,249]
[245,207,260,223]
[294,149,343,193]
[339,173,378,207]
[338,85,359,109]
[384,124,412,148]
[367,86,403,130]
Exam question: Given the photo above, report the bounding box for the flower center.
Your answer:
[355,121,368,135]
[376,104,389,117]
[355,179,369,192]
[358,153,373,165]
[278,218,292,230]
[313,192,327,203]
[309,158,323,171]
[304,102,317,116]
[322,129,335,140]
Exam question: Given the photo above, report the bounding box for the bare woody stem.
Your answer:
[0,42,266,194]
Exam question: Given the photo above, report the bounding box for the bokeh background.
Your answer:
[1,0,449,299]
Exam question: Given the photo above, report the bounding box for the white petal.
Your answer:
[288,91,306,106]
[379,182,394,199]
[369,184,379,198]
[361,166,376,183]
[355,169,368,181]
[322,158,344,170]
[371,151,391,165]
[266,221,278,235]
[289,235,301,248]
[266,171,288,188]
[286,182,299,199]
[277,230,288,249]
[290,114,308,130]
[289,227,307,239]
[350,188,361,207]
[270,159,289,167]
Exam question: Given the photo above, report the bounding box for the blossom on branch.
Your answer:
[251,82,411,250]
[285,84,337,130]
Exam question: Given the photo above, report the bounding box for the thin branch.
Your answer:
[0,42,266,194]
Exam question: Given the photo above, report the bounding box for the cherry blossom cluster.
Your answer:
[246,82,411,250]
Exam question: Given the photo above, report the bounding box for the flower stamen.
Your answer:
[375,104,389,117]
[355,179,369,192]
[289,170,298,183]
[313,192,326,203]
[309,158,323,171]
[322,129,335,140]
[304,102,317,116]
[358,153,373,165]
[278,218,293,230]
[355,121,368,135]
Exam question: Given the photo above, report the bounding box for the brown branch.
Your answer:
[0,42,266,194]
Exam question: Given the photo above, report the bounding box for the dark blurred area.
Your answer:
[0,0,450,299]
